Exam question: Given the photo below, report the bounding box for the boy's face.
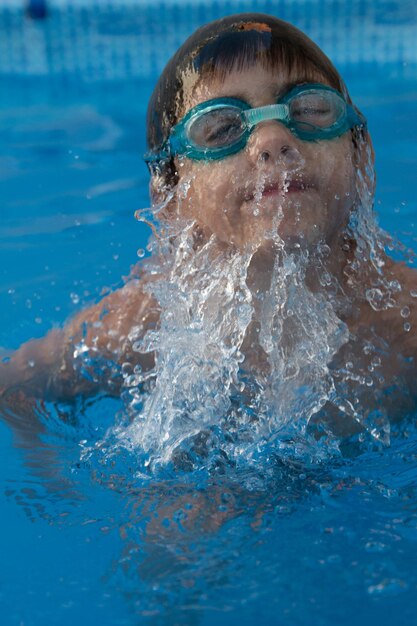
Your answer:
[169,64,357,251]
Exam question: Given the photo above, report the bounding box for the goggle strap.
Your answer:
[243,104,289,127]
[144,149,170,163]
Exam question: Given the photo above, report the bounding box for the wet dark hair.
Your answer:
[146,13,354,184]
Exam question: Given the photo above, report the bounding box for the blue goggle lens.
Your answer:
[287,89,345,129]
[186,106,247,149]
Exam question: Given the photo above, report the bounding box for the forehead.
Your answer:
[181,63,331,114]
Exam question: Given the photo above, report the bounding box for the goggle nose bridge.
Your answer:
[243,103,290,128]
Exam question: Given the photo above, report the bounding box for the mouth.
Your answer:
[282,179,314,194]
[244,178,315,201]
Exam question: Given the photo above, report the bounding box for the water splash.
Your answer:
[85,135,409,473]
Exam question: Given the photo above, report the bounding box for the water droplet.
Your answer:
[70,292,80,305]
[368,578,408,596]
[389,279,401,292]
[365,541,387,553]
[400,306,410,318]
[137,248,145,258]
[404,322,411,332]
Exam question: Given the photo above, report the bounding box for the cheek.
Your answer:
[316,140,356,201]
[177,160,239,214]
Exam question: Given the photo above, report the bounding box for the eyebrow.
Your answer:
[225,79,314,104]
[275,80,307,99]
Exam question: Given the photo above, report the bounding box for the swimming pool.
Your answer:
[1,1,417,625]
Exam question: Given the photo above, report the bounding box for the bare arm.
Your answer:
[0,279,158,402]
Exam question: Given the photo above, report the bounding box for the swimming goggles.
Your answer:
[145,83,366,163]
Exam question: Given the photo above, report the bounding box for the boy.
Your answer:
[2,14,416,447]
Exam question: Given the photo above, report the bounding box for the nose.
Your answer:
[246,121,303,168]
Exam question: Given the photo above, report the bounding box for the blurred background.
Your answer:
[2,0,417,79]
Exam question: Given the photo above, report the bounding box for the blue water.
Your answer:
[1,10,417,626]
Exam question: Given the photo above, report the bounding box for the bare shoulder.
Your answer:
[65,273,160,360]
[377,259,417,355]
[0,273,160,398]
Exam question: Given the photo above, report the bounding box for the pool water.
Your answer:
[1,4,417,626]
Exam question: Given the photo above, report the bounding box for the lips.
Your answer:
[261,182,281,196]
[283,179,313,193]
[243,177,314,201]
